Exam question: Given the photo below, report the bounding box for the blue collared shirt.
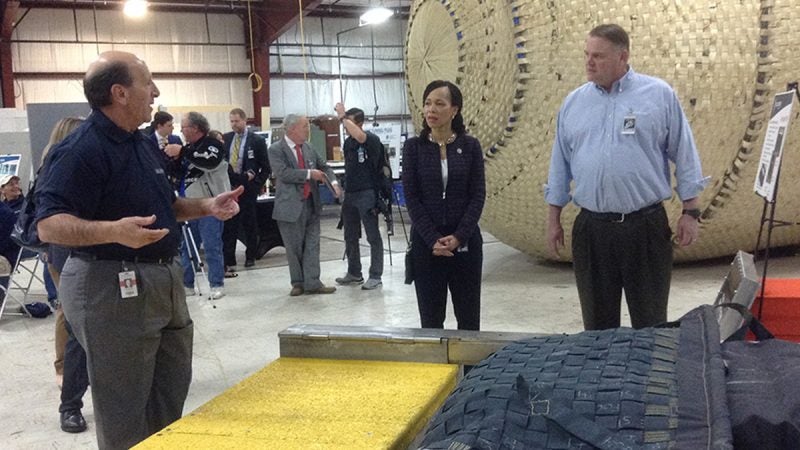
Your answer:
[35,110,180,259]
[545,68,707,213]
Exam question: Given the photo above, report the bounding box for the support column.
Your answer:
[251,8,270,128]
[0,1,19,108]
[250,0,322,125]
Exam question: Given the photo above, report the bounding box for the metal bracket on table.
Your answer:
[713,250,760,341]
[279,325,542,366]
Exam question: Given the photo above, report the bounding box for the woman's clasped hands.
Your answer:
[432,235,461,257]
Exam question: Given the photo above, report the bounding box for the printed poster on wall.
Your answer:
[0,154,21,177]
[368,123,402,179]
[754,90,795,201]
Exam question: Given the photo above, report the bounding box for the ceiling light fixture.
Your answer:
[123,0,149,18]
[359,7,394,26]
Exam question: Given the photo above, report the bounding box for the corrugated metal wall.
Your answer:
[10,9,410,122]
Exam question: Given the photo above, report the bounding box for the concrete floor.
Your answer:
[0,205,796,449]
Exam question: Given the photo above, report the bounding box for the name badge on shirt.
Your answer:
[248,149,255,159]
[622,115,636,135]
[119,270,138,298]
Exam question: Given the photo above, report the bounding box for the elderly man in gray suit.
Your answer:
[269,114,342,296]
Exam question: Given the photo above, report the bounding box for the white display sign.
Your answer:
[754,90,795,201]
[368,123,402,179]
[0,154,21,176]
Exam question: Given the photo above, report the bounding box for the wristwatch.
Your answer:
[682,208,701,220]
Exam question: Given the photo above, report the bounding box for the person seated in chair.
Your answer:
[0,201,19,306]
[0,175,23,213]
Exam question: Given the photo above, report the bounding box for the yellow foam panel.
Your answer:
[135,357,459,449]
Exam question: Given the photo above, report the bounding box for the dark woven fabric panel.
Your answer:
[420,328,682,449]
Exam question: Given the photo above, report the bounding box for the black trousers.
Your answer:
[223,189,259,265]
[571,205,673,330]
[412,228,483,330]
[342,189,383,279]
[59,319,89,413]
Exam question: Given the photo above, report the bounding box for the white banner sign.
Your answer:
[754,90,795,201]
[368,123,403,179]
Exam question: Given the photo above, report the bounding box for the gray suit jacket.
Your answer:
[268,138,336,222]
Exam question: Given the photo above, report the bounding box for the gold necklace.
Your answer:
[428,133,456,160]
[428,133,456,146]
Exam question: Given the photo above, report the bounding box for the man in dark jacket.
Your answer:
[222,108,269,269]
[148,111,184,190]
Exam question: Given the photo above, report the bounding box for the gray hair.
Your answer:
[185,111,210,134]
[283,114,305,129]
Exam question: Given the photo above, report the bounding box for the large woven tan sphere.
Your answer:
[405,0,800,262]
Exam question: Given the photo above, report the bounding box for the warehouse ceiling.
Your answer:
[1,0,409,45]
[8,0,410,19]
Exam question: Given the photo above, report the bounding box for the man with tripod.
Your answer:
[168,112,230,299]
[334,103,385,290]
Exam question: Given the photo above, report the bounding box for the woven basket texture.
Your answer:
[420,328,682,448]
[405,0,800,262]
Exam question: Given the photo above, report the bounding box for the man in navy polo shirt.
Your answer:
[35,51,243,449]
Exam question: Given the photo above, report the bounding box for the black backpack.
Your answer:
[370,137,394,233]
[10,174,47,253]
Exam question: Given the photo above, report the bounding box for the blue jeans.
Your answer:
[43,261,58,302]
[181,217,224,288]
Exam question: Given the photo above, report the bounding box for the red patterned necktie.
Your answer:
[295,145,310,199]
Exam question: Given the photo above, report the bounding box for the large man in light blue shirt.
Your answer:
[545,24,707,330]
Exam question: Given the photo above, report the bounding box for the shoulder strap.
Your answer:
[716,303,775,342]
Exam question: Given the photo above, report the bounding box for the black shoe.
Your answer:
[244,259,255,268]
[60,410,87,433]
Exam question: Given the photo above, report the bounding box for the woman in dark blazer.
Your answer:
[402,80,486,330]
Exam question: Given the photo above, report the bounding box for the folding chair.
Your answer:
[0,253,31,320]
[6,248,47,312]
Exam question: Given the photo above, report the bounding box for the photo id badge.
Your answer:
[119,270,138,298]
[622,115,636,135]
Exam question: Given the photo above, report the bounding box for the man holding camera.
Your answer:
[334,103,384,290]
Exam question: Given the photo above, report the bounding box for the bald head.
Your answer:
[83,51,160,131]
[84,52,139,109]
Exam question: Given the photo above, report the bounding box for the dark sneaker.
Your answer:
[60,410,87,433]
[335,273,364,285]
